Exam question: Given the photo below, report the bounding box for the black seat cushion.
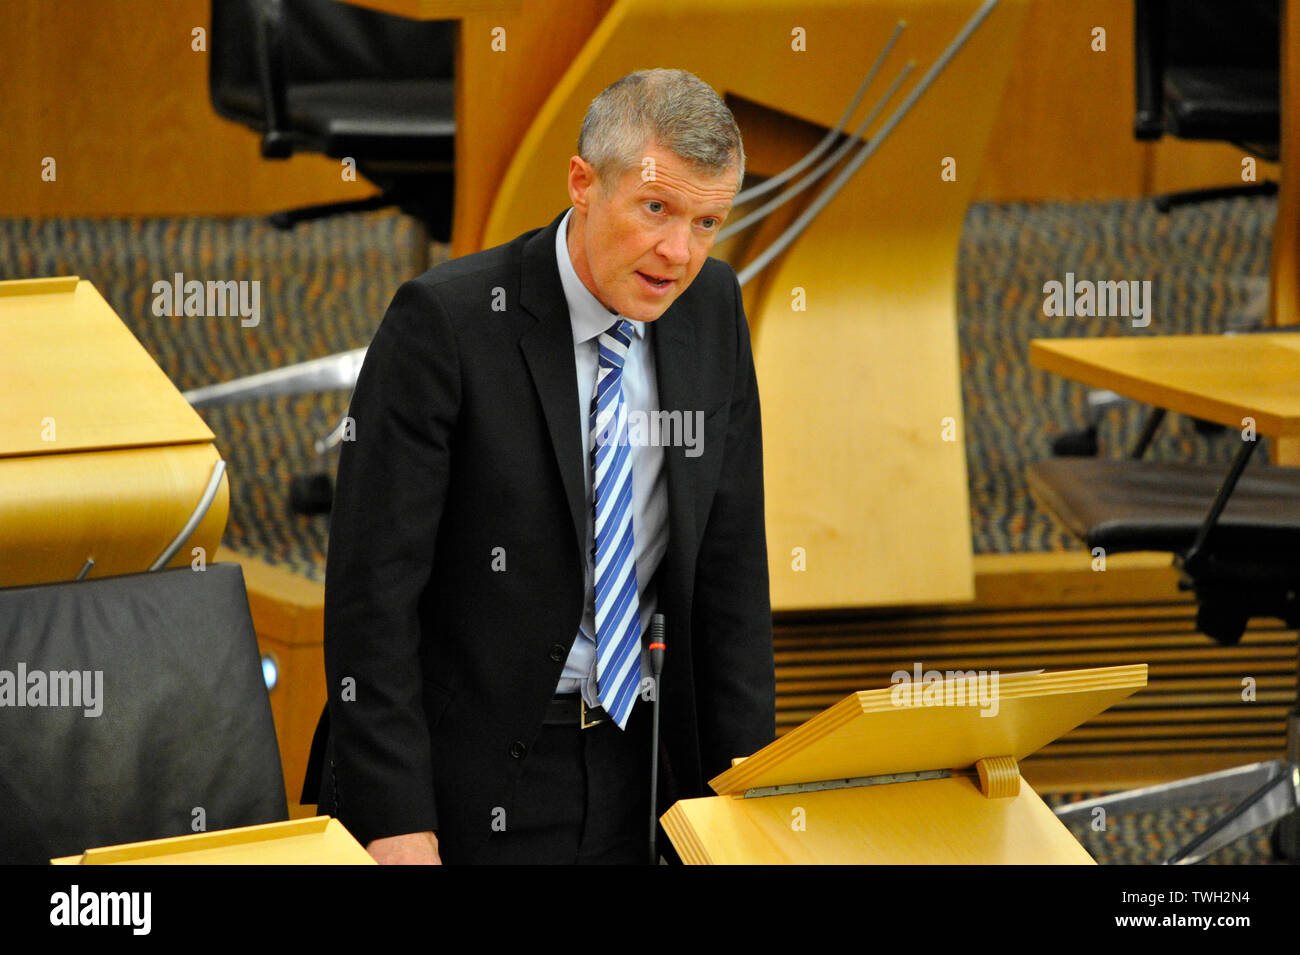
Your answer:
[209,0,456,160]
[1164,67,1280,144]
[1027,457,1300,559]
[289,78,456,160]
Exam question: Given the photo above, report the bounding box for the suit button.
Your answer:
[549,644,566,662]
[509,740,527,759]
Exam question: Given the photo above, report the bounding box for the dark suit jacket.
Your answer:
[318,210,775,863]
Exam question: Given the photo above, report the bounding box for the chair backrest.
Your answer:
[1135,0,1280,144]
[209,0,455,128]
[0,564,287,863]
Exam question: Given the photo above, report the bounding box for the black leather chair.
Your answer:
[1135,0,1280,209]
[1033,404,1300,862]
[0,564,288,863]
[209,0,456,241]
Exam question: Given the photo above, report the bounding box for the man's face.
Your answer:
[567,141,737,323]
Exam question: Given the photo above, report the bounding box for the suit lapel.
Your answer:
[517,213,588,570]
[652,304,700,618]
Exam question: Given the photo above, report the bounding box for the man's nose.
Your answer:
[657,222,691,267]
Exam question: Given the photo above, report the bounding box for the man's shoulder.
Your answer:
[673,255,740,320]
[407,220,550,298]
[374,218,562,348]
[694,256,739,294]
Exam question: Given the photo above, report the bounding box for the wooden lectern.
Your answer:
[50,816,374,865]
[662,665,1147,864]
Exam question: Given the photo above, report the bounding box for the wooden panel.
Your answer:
[1270,0,1300,473]
[0,276,228,586]
[51,816,373,865]
[1030,334,1300,437]
[1024,752,1284,793]
[1272,0,1300,330]
[217,547,327,819]
[0,278,214,457]
[663,777,1094,864]
[712,665,1146,794]
[971,0,1283,201]
[345,0,521,13]
[0,443,230,586]
[1149,141,1280,196]
[972,0,1146,200]
[449,0,613,255]
[0,0,368,218]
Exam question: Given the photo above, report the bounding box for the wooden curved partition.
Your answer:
[0,277,230,587]
[484,0,1030,610]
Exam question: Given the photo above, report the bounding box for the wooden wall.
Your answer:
[0,0,356,218]
[975,0,1279,200]
[0,0,1279,220]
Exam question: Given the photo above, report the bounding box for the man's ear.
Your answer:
[568,155,597,214]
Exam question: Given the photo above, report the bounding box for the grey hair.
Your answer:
[578,69,745,193]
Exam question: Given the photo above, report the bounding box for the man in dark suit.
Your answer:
[316,68,774,864]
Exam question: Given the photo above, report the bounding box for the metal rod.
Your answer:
[1182,437,1258,567]
[1167,770,1293,864]
[151,459,228,571]
[719,61,915,243]
[1130,406,1166,459]
[315,414,355,455]
[745,768,952,798]
[731,20,907,207]
[736,0,1001,287]
[182,347,367,408]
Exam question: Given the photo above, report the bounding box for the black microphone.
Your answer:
[647,613,666,865]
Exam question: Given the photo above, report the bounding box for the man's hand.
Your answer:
[367,830,442,865]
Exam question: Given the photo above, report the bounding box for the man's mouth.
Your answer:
[636,271,676,293]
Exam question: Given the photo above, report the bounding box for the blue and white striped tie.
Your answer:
[591,318,641,729]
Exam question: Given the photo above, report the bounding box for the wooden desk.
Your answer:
[1030,334,1300,446]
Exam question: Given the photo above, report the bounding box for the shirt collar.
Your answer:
[555,208,646,346]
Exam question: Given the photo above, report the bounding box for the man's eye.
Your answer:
[700,217,718,229]
[646,200,664,214]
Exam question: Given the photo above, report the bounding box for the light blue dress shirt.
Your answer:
[553,208,669,712]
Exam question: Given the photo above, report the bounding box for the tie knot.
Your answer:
[598,319,635,370]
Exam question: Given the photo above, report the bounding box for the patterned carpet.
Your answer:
[1042,792,1279,865]
[0,195,1288,863]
